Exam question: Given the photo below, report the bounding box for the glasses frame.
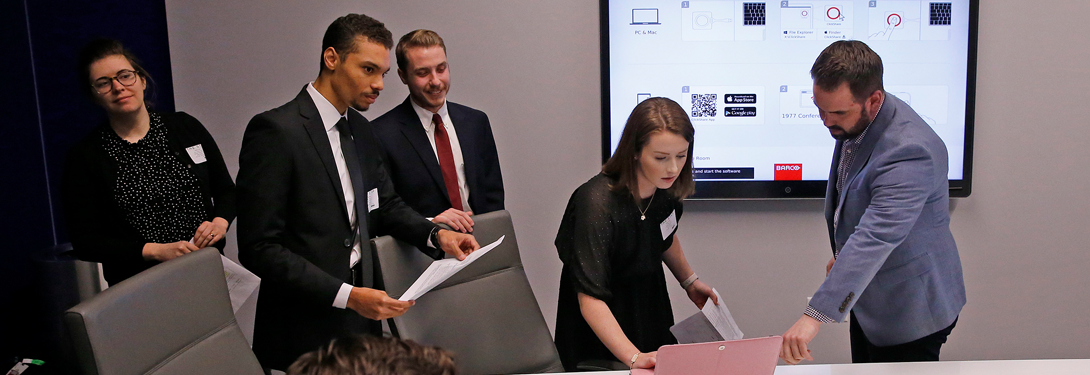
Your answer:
[91,69,140,95]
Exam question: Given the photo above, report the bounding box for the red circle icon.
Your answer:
[827,7,841,20]
[887,13,902,26]
[801,10,809,17]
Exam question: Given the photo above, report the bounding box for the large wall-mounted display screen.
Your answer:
[601,0,977,198]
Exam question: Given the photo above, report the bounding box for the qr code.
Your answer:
[691,94,717,117]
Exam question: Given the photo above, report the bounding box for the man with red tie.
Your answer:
[371,29,504,233]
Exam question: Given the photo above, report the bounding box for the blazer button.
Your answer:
[343,238,352,247]
[839,306,846,313]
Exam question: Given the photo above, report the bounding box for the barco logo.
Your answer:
[774,164,802,180]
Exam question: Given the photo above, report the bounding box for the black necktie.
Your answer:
[336,116,372,287]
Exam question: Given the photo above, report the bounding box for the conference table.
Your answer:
[536,359,1090,375]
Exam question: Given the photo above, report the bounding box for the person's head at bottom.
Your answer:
[287,335,456,375]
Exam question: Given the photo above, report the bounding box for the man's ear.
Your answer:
[866,89,884,113]
[323,47,339,71]
[398,68,409,85]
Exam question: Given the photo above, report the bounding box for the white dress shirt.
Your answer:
[411,100,472,212]
[305,83,360,310]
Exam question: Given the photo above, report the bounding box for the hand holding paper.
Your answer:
[686,279,719,309]
[670,288,744,344]
[437,229,481,260]
[398,236,504,301]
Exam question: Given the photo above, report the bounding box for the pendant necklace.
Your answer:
[639,190,656,221]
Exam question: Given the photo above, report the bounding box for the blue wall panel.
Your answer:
[1,0,174,370]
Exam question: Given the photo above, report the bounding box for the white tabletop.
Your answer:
[543,359,1090,375]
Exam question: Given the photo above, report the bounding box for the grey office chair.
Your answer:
[64,248,263,375]
[373,210,564,375]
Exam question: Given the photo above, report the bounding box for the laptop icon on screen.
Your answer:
[631,8,661,25]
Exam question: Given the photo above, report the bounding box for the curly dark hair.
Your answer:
[287,335,457,375]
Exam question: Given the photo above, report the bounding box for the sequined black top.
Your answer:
[100,112,206,244]
[553,173,684,370]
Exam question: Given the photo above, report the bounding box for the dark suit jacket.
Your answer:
[815,94,965,346]
[370,97,504,217]
[236,87,442,370]
[62,111,235,285]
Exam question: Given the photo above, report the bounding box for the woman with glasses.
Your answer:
[62,38,236,285]
[553,97,718,371]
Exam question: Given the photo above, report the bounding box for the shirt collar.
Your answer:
[845,122,870,147]
[306,82,346,132]
[410,97,448,127]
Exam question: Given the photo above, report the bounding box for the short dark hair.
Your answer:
[810,40,884,102]
[287,335,457,375]
[602,97,696,201]
[319,13,394,72]
[76,38,155,104]
[395,29,447,72]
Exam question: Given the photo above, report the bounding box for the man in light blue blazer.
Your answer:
[781,40,965,364]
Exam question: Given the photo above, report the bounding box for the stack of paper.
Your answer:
[669,288,744,344]
[398,236,505,301]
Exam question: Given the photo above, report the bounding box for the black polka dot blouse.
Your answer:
[99,112,207,244]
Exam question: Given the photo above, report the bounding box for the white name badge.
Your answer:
[367,188,379,212]
[185,144,207,164]
[660,210,678,240]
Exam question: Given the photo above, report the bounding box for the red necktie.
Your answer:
[432,113,464,211]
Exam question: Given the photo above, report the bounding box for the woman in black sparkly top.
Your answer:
[554,97,719,370]
[62,39,235,285]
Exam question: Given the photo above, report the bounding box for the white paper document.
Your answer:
[398,235,505,301]
[670,288,744,344]
[220,255,261,346]
[221,255,260,312]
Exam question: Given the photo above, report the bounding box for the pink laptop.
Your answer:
[630,336,783,375]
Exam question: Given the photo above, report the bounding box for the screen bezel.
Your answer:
[599,0,978,199]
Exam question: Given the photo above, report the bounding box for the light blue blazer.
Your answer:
[812,93,966,346]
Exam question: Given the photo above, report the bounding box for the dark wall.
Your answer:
[1,0,173,371]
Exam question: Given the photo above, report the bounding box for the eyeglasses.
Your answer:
[91,70,139,94]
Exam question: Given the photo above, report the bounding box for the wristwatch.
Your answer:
[429,227,442,248]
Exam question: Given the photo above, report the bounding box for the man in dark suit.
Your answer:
[371,29,504,233]
[236,14,479,371]
[781,41,965,364]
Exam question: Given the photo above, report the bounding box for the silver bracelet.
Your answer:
[630,352,640,367]
[681,273,699,289]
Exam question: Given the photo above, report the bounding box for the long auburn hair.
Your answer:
[602,97,695,202]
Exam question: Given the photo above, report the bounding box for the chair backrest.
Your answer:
[373,210,564,375]
[64,248,263,375]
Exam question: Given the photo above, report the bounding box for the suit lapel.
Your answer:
[449,103,478,209]
[396,98,449,203]
[297,89,351,222]
[831,94,897,245]
[825,139,842,251]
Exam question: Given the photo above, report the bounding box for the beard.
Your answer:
[831,107,872,140]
